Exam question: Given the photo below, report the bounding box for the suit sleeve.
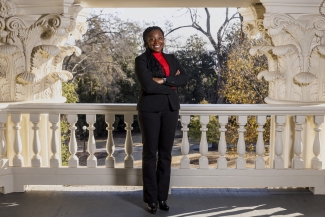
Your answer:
[135,56,172,95]
[165,55,188,87]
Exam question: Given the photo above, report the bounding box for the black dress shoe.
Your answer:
[147,203,157,214]
[158,201,169,211]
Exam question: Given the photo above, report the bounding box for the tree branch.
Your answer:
[165,25,193,36]
[205,8,211,35]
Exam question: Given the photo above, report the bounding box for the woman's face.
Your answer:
[146,29,164,53]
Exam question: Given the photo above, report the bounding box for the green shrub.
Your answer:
[188,115,220,145]
[61,82,78,166]
[188,100,220,146]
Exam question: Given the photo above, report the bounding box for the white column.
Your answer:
[199,115,209,169]
[292,115,305,169]
[86,114,97,168]
[274,116,285,169]
[236,116,247,169]
[105,114,115,168]
[312,116,324,169]
[0,113,8,168]
[255,116,266,169]
[217,115,228,169]
[30,114,42,167]
[49,114,60,168]
[11,113,23,167]
[124,114,134,168]
[180,115,190,169]
[67,114,78,168]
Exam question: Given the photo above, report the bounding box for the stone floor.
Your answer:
[1,186,324,217]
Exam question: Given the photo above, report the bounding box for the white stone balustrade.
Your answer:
[180,115,190,169]
[124,114,134,168]
[0,103,325,195]
[11,113,23,167]
[105,114,115,168]
[236,115,247,169]
[49,114,60,168]
[274,116,285,169]
[217,115,228,169]
[312,116,324,169]
[86,114,97,168]
[0,113,8,168]
[293,116,305,169]
[67,114,79,168]
[30,114,42,167]
[199,115,209,169]
[255,116,266,169]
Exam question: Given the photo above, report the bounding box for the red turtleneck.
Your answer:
[152,52,170,76]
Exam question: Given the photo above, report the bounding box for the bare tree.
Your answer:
[166,8,241,103]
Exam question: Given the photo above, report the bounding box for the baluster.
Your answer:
[67,114,78,167]
[86,114,97,168]
[180,115,190,169]
[217,115,228,169]
[236,115,247,169]
[255,116,266,169]
[292,115,305,169]
[124,114,134,168]
[312,116,324,169]
[105,114,115,168]
[12,113,23,167]
[0,113,8,168]
[49,114,60,167]
[30,114,42,167]
[199,115,209,169]
[274,116,285,169]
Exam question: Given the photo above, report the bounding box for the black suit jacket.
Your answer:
[135,52,188,112]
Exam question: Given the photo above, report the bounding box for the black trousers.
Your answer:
[138,101,179,203]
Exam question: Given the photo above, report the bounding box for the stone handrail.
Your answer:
[1,103,325,115]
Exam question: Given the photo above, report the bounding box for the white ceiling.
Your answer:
[72,0,261,8]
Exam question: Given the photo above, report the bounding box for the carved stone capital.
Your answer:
[239,4,268,39]
[251,12,325,103]
[0,0,87,101]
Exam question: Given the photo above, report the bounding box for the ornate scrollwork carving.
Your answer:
[250,45,278,71]
[0,44,17,55]
[6,16,27,32]
[242,19,269,39]
[0,56,7,78]
[293,72,317,86]
[67,5,83,33]
[242,21,258,38]
[49,70,73,83]
[239,4,269,40]
[257,70,284,82]
[16,71,40,85]
[35,14,67,39]
[272,45,297,56]
[31,45,60,71]
[53,45,81,68]
[0,0,16,18]
[0,1,87,101]
[0,17,5,30]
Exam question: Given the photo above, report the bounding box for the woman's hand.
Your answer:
[152,77,164,84]
[152,70,180,84]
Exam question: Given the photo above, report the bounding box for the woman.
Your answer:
[135,26,188,214]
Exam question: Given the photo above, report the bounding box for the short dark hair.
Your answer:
[142,26,164,48]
